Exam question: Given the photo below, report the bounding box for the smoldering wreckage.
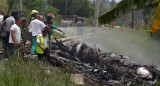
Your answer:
[25,38,160,86]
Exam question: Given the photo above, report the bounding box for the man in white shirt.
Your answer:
[9,17,23,56]
[29,15,53,54]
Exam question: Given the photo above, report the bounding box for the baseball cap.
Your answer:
[48,13,55,18]
[11,10,18,15]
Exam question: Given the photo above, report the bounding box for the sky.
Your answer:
[115,0,121,2]
[109,0,121,2]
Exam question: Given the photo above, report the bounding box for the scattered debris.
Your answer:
[48,38,160,85]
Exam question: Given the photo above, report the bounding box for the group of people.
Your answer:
[0,10,65,60]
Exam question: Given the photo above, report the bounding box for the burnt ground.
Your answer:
[47,38,160,86]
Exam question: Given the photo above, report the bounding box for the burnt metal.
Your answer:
[49,39,160,86]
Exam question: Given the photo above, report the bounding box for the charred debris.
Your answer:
[47,38,160,86]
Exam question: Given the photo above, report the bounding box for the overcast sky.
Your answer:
[116,0,121,2]
[111,0,121,2]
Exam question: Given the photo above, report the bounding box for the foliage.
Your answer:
[48,0,94,18]
[44,5,62,26]
[143,8,156,25]
[85,17,94,26]
[99,0,160,24]
[6,0,62,25]
[0,0,8,12]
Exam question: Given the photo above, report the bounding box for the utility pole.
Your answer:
[131,11,134,29]
[65,0,67,19]
[19,0,22,11]
[94,0,100,28]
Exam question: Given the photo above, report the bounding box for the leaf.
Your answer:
[99,0,160,24]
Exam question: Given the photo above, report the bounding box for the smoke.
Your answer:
[62,27,160,66]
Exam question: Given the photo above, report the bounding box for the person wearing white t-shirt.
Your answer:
[9,18,24,56]
[29,15,53,54]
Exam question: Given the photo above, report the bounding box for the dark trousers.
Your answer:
[9,43,20,56]
[37,48,50,60]
[2,36,9,58]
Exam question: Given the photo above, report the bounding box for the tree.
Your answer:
[0,0,8,12]
[48,0,94,18]
[99,0,160,24]
[6,0,62,26]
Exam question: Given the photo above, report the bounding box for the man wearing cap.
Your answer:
[1,10,18,57]
[44,13,54,24]
[29,15,53,55]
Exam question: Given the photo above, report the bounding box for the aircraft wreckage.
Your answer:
[26,38,160,86]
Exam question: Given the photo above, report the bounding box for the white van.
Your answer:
[0,15,3,22]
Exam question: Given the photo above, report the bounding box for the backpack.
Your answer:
[0,20,7,38]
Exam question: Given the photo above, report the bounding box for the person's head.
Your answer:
[15,17,22,26]
[42,30,48,37]
[1,10,5,16]
[40,15,44,21]
[11,10,18,19]
[36,15,41,20]
[31,10,38,17]
[22,19,27,27]
[47,13,54,21]
[47,21,53,27]
[31,10,38,15]
[19,11,23,16]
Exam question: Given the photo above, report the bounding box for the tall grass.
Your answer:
[0,51,80,86]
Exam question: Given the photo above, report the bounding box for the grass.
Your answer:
[0,51,93,86]
[0,32,93,86]
[0,54,75,86]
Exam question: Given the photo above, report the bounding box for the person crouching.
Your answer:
[36,30,50,60]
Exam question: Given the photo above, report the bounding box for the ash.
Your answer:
[49,38,160,86]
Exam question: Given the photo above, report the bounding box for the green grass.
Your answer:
[0,54,80,86]
[0,54,93,86]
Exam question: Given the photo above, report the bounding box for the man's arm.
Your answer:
[57,28,65,34]
[37,43,45,51]
[44,26,53,33]
[37,37,45,51]
[11,30,18,46]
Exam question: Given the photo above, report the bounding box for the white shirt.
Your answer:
[9,24,22,44]
[29,19,46,36]
[61,20,68,27]
[37,34,47,49]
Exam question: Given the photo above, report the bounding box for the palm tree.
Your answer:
[99,0,160,24]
